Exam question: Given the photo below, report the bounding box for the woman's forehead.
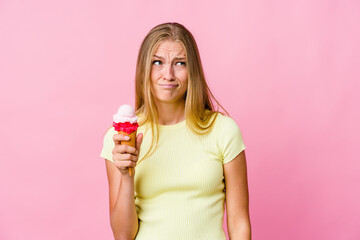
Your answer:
[154,40,186,57]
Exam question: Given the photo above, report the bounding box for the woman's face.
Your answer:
[150,40,188,106]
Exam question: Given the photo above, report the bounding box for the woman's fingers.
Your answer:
[112,143,138,155]
[112,132,142,175]
[114,153,138,162]
[114,160,137,169]
[113,133,130,144]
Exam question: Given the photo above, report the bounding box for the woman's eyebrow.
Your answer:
[153,55,164,59]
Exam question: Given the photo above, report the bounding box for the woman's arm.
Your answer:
[224,150,251,240]
[105,160,138,239]
[105,133,143,240]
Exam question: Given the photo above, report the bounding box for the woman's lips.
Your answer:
[159,84,178,88]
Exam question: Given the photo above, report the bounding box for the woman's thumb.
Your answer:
[136,133,143,151]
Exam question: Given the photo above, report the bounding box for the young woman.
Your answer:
[101,22,251,240]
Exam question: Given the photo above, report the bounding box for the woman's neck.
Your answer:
[155,100,185,125]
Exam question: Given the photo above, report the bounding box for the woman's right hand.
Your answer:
[112,133,143,176]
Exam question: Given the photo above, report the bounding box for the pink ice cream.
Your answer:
[112,104,139,134]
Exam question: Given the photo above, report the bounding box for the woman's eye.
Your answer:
[176,61,186,66]
[153,60,162,65]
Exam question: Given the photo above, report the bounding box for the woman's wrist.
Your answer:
[121,171,135,182]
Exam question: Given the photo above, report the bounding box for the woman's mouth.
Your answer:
[159,84,178,88]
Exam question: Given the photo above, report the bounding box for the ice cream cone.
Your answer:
[118,130,137,176]
[113,104,139,177]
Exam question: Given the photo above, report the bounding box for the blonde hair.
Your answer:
[135,22,228,163]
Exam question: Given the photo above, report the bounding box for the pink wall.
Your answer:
[1,1,359,239]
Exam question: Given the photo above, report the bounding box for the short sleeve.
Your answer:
[100,127,117,163]
[217,116,246,164]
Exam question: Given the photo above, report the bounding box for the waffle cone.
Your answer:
[118,130,137,147]
[117,130,137,176]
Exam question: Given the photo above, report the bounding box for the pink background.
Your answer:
[1,1,359,239]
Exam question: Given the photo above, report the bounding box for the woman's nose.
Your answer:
[162,64,175,81]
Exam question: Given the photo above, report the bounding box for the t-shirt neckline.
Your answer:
[158,119,186,130]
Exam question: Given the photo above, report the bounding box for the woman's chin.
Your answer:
[155,97,185,105]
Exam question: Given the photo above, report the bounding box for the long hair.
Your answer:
[135,22,228,163]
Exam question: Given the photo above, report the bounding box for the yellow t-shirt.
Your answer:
[100,113,246,240]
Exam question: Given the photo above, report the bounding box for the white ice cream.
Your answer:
[113,104,138,123]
